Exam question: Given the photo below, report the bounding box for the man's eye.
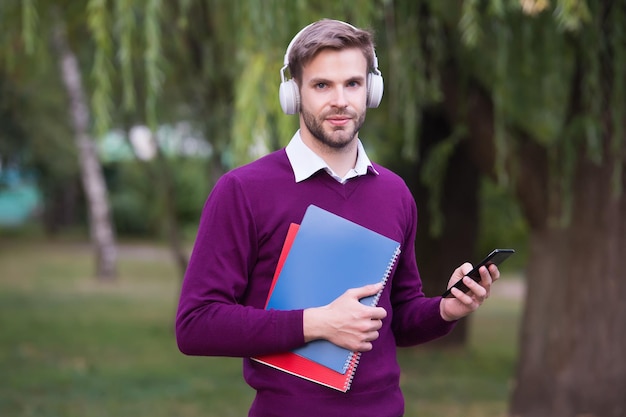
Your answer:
[315,83,327,89]
[347,81,360,87]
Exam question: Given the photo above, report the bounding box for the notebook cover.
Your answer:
[252,348,359,392]
[264,222,300,309]
[254,222,357,392]
[263,205,401,374]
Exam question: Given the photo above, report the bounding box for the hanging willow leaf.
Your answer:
[87,0,114,136]
[554,0,592,31]
[460,0,482,48]
[21,0,38,55]
[114,0,136,112]
[609,1,625,196]
[144,0,163,130]
[420,128,464,236]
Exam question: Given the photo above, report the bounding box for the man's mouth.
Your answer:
[326,116,351,126]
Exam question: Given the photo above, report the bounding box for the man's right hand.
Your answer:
[303,283,387,352]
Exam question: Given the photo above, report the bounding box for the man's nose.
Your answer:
[329,87,348,107]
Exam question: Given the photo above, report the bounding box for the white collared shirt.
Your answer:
[285,130,379,184]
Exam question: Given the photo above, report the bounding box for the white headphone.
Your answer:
[278,20,384,115]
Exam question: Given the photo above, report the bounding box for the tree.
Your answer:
[51,10,117,280]
[505,4,625,415]
[223,1,626,414]
[437,1,626,415]
[0,1,118,279]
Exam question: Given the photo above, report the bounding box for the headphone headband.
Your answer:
[282,20,379,71]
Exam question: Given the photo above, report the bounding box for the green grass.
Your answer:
[400,295,521,417]
[0,239,521,417]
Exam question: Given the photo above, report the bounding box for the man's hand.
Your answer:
[303,283,387,352]
[440,262,500,322]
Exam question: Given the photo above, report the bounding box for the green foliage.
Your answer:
[610,4,626,196]
[21,0,38,55]
[106,158,209,237]
[554,0,591,31]
[460,0,483,48]
[2,0,624,242]
[87,0,114,136]
[114,0,137,112]
[230,51,294,165]
[106,162,158,236]
[454,0,626,220]
[0,51,79,198]
[420,129,463,236]
[169,158,211,225]
[143,0,164,130]
[478,178,529,271]
[379,1,446,162]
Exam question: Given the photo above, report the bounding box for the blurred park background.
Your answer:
[1,1,624,416]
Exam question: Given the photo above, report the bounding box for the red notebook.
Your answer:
[264,223,300,309]
[252,223,360,392]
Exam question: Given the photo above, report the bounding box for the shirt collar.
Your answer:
[285,130,379,183]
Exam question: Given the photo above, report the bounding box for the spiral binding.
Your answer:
[341,245,402,390]
[343,352,361,391]
[371,245,401,307]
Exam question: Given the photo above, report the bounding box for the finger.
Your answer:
[488,264,501,281]
[451,263,473,282]
[347,282,383,299]
[462,276,487,301]
[357,330,381,352]
[357,341,374,352]
[369,306,387,320]
[460,262,474,276]
[477,266,493,286]
[369,318,383,331]
[450,286,476,306]
[479,267,494,298]
[363,330,380,343]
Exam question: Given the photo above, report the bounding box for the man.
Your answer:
[176,19,500,417]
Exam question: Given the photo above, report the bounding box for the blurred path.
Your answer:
[117,243,177,261]
[491,273,525,300]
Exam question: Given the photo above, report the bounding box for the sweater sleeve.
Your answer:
[175,174,304,357]
[390,197,457,346]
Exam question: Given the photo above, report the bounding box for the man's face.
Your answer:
[298,47,368,150]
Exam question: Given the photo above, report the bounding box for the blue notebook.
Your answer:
[265,205,401,374]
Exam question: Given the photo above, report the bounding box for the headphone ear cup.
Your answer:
[279,79,300,115]
[366,73,384,108]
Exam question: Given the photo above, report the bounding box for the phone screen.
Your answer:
[441,248,515,298]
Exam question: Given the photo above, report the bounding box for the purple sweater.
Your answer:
[176,149,456,417]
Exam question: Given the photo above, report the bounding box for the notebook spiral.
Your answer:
[370,246,401,307]
[341,245,401,376]
[342,352,360,391]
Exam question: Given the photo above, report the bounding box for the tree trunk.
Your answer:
[151,132,189,279]
[442,54,626,416]
[509,9,626,411]
[51,15,117,280]
[124,127,189,280]
[510,151,626,416]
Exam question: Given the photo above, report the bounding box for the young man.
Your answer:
[176,19,500,417]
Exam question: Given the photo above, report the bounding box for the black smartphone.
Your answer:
[441,248,515,298]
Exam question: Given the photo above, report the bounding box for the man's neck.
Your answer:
[300,133,358,178]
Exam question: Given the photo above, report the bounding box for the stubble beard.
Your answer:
[301,107,366,150]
